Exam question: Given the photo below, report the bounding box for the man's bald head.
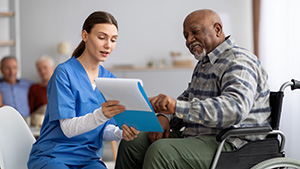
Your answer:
[184,9,223,28]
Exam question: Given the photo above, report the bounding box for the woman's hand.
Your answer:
[101,100,125,119]
[121,124,139,141]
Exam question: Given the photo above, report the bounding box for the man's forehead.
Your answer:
[183,22,202,31]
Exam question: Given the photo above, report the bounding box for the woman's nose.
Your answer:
[104,40,111,49]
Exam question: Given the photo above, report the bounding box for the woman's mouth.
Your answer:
[100,51,110,56]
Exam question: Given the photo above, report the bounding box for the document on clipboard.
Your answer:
[95,78,164,132]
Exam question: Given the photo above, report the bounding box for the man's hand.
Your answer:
[148,115,170,143]
[122,124,139,141]
[149,94,176,115]
[101,100,125,119]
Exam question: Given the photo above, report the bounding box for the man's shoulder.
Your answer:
[18,79,33,88]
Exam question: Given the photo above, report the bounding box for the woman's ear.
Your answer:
[214,22,223,37]
[81,30,88,42]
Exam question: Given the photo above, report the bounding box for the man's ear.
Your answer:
[81,30,88,42]
[214,22,223,37]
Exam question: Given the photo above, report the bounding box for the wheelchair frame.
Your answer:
[210,79,300,169]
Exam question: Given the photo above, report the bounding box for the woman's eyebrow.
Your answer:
[97,32,118,37]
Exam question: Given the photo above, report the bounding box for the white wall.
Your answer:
[18,0,253,82]
[259,0,300,160]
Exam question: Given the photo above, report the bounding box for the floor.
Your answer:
[104,161,115,169]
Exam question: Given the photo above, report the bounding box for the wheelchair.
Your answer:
[170,79,300,169]
[211,79,300,169]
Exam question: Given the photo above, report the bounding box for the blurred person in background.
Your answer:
[0,56,32,121]
[28,55,55,127]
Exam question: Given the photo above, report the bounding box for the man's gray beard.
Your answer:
[193,48,206,60]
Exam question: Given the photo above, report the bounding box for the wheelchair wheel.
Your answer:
[251,157,300,169]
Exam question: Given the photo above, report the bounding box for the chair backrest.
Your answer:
[269,91,284,130]
[0,106,36,169]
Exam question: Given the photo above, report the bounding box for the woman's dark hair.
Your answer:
[72,11,118,58]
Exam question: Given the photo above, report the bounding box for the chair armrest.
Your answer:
[216,126,273,142]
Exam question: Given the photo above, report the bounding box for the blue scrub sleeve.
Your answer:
[48,66,76,123]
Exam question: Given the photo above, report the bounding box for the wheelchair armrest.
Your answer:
[216,126,273,142]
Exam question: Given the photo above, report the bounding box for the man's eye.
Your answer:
[192,30,200,34]
[184,34,188,40]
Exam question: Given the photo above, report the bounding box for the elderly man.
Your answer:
[0,56,32,118]
[115,9,270,169]
[28,55,55,127]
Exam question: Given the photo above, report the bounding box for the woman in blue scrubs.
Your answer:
[27,11,139,169]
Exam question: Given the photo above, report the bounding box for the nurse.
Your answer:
[27,11,139,169]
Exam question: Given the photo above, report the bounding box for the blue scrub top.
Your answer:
[28,57,116,166]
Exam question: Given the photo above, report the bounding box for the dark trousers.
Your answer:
[115,131,234,169]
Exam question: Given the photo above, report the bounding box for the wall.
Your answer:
[18,0,253,82]
[110,68,194,98]
[259,0,300,159]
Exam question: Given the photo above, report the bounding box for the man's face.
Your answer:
[1,58,18,84]
[36,60,54,83]
[183,14,217,60]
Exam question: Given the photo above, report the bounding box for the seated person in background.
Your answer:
[0,56,32,120]
[115,9,271,169]
[29,55,55,127]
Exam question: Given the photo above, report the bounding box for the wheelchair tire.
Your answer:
[251,157,300,169]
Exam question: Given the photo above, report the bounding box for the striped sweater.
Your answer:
[175,36,271,143]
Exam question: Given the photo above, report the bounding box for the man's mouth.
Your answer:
[189,42,203,52]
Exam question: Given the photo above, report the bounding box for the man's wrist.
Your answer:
[156,113,172,121]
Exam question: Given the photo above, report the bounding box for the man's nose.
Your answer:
[186,35,196,47]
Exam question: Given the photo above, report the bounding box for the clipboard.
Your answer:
[95,78,164,132]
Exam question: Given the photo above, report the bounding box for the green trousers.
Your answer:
[115,132,234,169]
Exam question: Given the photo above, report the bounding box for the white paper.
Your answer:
[95,78,152,112]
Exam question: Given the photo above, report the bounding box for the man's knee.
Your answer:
[116,132,151,169]
[146,139,172,157]
[143,139,175,168]
[118,131,150,153]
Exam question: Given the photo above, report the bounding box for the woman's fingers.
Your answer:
[101,100,125,118]
[101,100,120,107]
[122,124,139,141]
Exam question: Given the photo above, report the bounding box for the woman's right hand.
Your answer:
[101,100,125,119]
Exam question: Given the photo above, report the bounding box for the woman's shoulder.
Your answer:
[99,65,116,78]
[54,57,78,75]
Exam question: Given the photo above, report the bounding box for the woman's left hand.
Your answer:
[121,124,139,141]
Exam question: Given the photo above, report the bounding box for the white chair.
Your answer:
[0,106,36,169]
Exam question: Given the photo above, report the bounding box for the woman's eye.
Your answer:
[99,36,105,40]
[111,38,117,43]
